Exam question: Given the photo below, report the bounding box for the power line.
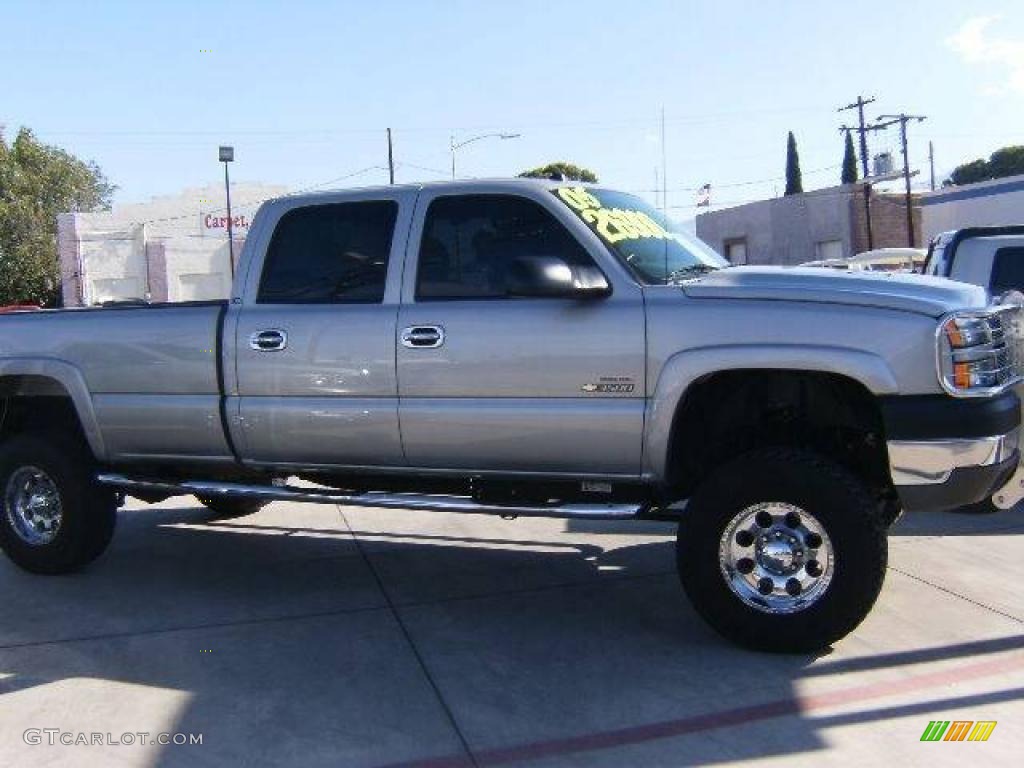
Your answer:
[114,165,388,229]
[33,104,837,141]
[630,164,841,195]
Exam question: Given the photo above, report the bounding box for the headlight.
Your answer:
[937,307,1024,396]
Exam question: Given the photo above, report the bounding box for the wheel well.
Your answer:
[665,370,891,498]
[0,375,89,449]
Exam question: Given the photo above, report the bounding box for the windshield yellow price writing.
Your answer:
[556,186,668,245]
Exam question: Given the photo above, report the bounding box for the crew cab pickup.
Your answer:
[925,226,1024,510]
[1,179,1021,652]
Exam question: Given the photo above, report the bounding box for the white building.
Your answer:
[921,173,1024,244]
[58,182,288,306]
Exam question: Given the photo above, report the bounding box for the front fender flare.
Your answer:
[0,357,107,461]
[643,344,898,481]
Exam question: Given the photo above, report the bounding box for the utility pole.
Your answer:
[838,95,877,250]
[876,113,927,247]
[387,128,395,185]
[660,107,668,216]
[928,140,936,191]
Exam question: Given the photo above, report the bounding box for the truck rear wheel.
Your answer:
[0,433,116,574]
[677,448,887,653]
[196,496,268,520]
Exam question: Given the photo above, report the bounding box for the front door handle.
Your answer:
[249,329,288,351]
[400,325,445,349]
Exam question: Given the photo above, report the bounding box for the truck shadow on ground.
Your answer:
[0,502,1021,767]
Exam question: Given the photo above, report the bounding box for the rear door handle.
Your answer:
[249,329,288,351]
[400,325,445,349]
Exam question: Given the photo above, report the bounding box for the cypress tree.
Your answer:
[841,131,858,184]
[785,131,803,195]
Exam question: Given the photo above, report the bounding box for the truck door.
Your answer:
[231,191,413,468]
[396,189,646,477]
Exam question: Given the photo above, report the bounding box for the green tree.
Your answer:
[841,131,858,184]
[987,145,1024,179]
[0,127,114,306]
[784,131,803,195]
[519,162,598,182]
[946,145,1024,187]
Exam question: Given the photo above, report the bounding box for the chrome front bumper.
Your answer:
[888,428,1021,511]
[888,428,1020,485]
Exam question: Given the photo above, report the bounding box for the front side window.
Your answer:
[553,186,726,284]
[258,200,398,303]
[990,247,1024,296]
[416,194,597,300]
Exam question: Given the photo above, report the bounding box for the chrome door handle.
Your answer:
[249,329,288,351]
[400,325,445,349]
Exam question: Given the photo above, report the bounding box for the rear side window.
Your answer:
[989,247,1024,296]
[258,201,398,303]
[416,194,595,300]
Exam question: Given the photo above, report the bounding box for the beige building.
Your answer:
[696,183,922,266]
[58,182,288,306]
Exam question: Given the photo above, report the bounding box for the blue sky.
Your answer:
[2,0,1023,218]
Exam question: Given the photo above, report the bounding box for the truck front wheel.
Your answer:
[677,448,887,653]
[0,433,117,574]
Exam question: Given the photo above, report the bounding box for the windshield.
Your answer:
[552,186,727,284]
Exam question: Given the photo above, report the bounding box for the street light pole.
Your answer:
[219,145,235,279]
[449,132,521,179]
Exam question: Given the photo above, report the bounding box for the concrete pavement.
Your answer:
[0,497,1021,767]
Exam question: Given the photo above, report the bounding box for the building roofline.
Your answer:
[923,173,1024,206]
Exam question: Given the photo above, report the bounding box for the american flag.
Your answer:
[695,183,711,207]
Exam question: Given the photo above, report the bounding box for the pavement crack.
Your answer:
[337,505,480,768]
[0,602,390,652]
[889,565,1023,624]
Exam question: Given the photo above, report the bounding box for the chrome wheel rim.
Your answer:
[719,502,834,614]
[4,466,63,546]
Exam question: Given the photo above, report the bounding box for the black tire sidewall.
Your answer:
[0,433,115,574]
[677,448,887,652]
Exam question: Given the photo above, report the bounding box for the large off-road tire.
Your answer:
[196,496,268,520]
[0,433,117,574]
[677,448,887,653]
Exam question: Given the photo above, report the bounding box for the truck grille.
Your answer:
[993,305,1024,386]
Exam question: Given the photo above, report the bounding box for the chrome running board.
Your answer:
[96,473,651,520]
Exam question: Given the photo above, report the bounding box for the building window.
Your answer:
[724,239,747,265]
[815,239,844,262]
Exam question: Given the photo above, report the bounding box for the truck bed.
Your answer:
[0,302,231,463]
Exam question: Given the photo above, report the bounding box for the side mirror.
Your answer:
[506,255,610,299]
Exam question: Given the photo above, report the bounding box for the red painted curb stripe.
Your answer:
[380,652,1024,768]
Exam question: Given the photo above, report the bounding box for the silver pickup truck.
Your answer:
[1,179,1021,652]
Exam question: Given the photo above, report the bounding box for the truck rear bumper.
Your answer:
[882,392,1021,512]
